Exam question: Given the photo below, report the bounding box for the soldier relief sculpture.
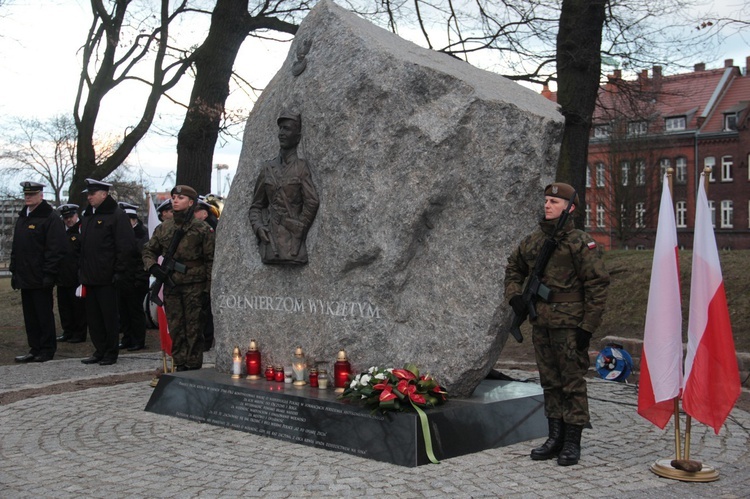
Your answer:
[249,109,319,265]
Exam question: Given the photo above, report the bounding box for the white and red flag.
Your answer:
[682,175,740,434]
[638,174,683,428]
[146,195,172,357]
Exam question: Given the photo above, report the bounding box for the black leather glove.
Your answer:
[10,275,18,290]
[42,273,55,288]
[509,295,526,317]
[575,327,592,352]
[149,264,168,281]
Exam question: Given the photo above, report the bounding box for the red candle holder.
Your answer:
[245,339,261,380]
[274,365,285,383]
[334,350,351,391]
[264,366,275,381]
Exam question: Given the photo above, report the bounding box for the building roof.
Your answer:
[700,71,750,134]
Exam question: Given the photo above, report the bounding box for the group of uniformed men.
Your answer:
[11,179,217,371]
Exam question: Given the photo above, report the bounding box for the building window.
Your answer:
[665,116,686,131]
[635,202,645,228]
[596,162,606,187]
[721,200,733,228]
[635,160,646,186]
[585,204,591,228]
[621,161,629,186]
[709,200,716,228]
[593,125,610,138]
[659,158,670,181]
[704,156,716,182]
[724,113,738,131]
[585,165,591,188]
[676,201,687,228]
[596,203,605,228]
[675,157,687,184]
[628,121,648,136]
[721,156,733,181]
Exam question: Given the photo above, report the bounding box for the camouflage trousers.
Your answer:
[532,326,590,425]
[164,283,206,369]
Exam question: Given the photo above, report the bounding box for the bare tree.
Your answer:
[1,115,78,205]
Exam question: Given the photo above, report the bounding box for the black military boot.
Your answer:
[530,418,565,460]
[557,424,584,466]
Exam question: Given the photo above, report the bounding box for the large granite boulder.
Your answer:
[213,0,563,397]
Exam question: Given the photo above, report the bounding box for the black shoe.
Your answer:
[15,353,35,363]
[118,342,132,350]
[98,358,117,366]
[56,335,70,342]
[32,355,53,362]
[81,356,102,365]
[67,337,86,344]
[127,343,145,351]
[175,365,189,372]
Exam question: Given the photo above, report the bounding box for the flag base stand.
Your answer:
[650,459,719,482]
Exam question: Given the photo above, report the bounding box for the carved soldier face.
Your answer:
[544,195,575,220]
[278,118,301,150]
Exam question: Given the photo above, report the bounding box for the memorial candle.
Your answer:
[292,346,307,386]
[265,365,275,381]
[231,346,242,379]
[274,365,284,382]
[309,368,319,388]
[334,350,351,391]
[245,339,261,380]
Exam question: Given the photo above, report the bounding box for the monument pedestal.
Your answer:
[145,369,546,467]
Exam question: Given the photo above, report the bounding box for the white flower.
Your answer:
[368,366,377,373]
[350,379,358,389]
[360,374,372,385]
[374,373,386,380]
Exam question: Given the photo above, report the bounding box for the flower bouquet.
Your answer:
[339,364,448,463]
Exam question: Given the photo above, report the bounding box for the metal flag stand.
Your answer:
[649,168,719,483]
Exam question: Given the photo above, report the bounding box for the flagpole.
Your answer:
[684,165,712,460]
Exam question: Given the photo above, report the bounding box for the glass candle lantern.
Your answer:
[292,346,307,386]
[333,350,351,391]
[245,339,262,380]
[231,346,242,379]
[318,369,329,389]
[274,365,284,382]
[309,368,319,388]
[265,365,275,381]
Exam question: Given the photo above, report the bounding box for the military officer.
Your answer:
[156,198,173,222]
[143,185,214,371]
[79,179,136,366]
[504,182,610,466]
[56,204,88,344]
[117,202,150,351]
[11,181,67,362]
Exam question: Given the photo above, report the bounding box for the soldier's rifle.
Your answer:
[509,190,576,343]
[148,201,196,306]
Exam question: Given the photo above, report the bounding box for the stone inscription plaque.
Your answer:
[145,369,547,467]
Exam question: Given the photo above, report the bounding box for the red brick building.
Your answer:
[545,56,750,250]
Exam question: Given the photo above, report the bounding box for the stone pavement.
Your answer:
[1,354,748,498]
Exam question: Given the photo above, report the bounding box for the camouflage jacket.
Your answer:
[142,211,215,290]
[504,217,610,333]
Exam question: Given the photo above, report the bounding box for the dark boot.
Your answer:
[557,424,584,466]
[530,418,565,460]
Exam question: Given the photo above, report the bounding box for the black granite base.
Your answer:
[145,369,546,467]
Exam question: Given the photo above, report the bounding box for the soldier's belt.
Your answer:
[547,291,584,303]
[179,259,204,269]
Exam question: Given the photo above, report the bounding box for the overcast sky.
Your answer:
[0,0,747,197]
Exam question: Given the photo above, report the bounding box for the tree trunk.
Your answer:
[555,0,606,226]
[174,0,252,194]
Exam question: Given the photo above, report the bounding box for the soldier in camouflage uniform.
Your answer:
[504,182,609,466]
[143,185,215,371]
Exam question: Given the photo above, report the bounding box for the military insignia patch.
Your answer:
[552,185,559,194]
[587,241,597,250]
